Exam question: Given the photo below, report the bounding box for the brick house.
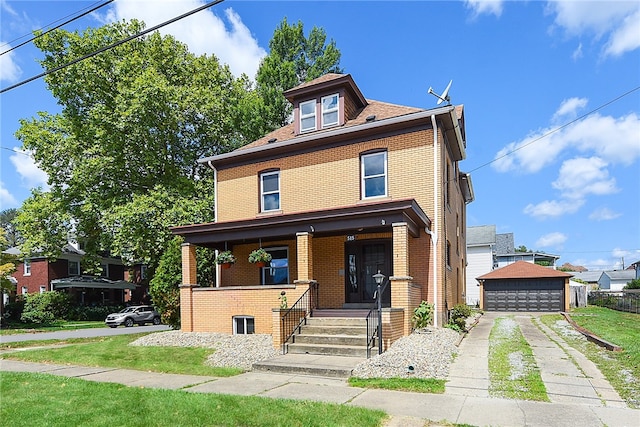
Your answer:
[173,74,473,351]
[4,243,147,306]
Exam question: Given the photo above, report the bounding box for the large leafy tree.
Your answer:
[0,209,22,248]
[255,18,343,131]
[15,20,255,271]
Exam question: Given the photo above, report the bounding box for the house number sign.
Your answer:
[346,235,356,241]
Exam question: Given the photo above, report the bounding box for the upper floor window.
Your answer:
[260,247,289,285]
[260,171,280,212]
[300,100,316,132]
[361,151,388,199]
[23,260,31,276]
[321,94,339,128]
[69,260,80,276]
[100,264,109,277]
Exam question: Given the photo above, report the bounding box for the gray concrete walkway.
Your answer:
[1,313,639,426]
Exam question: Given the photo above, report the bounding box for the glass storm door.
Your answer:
[345,240,391,305]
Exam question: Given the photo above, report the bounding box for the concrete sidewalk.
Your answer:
[1,357,638,426]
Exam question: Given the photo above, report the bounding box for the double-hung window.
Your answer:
[361,151,388,199]
[300,100,316,132]
[321,94,339,128]
[23,260,31,276]
[260,170,280,212]
[68,260,80,276]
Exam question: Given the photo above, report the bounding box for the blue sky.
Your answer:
[1,0,639,271]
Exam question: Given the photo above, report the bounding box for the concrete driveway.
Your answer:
[446,312,626,408]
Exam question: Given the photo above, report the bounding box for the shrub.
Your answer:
[69,305,124,321]
[624,279,640,290]
[448,303,473,332]
[20,291,73,324]
[412,300,433,329]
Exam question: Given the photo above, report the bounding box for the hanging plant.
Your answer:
[215,250,236,268]
[248,248,272,267]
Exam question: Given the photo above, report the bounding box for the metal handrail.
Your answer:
[365,308,378,358]
[367,277,390,358]
[281,282,318,354]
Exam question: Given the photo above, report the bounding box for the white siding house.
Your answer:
[465,225,496,306]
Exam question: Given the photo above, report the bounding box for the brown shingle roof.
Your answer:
[477,261,573,280]
[239,99,424,151]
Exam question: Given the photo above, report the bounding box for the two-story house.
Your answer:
[173,74,473,351]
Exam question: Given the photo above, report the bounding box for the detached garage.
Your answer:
[477,261,572,312]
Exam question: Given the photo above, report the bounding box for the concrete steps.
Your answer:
[252,311,374,376]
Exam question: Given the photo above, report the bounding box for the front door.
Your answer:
[345,240,392,306]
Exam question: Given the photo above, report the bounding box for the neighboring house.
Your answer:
[173,73,474,350]
[477,260,572,312]
[464,225,560,306]
[570,271,603,290]
[629,260,640,280]
[465,225,496,306]
[598,270,636,291]
[3,243,144,306]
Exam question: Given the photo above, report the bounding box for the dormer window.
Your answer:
[300,100,316,132]
[321,94,339,128]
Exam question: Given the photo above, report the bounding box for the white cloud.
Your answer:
[588,207,622,221]
[9,148,49,190]
[552,157,618,199]
[465,0,504,17]
[493,111,640,174]
[571,42,583,61]
[0,41,22,83]
[102,0,266,79]
[0,181,18,208]
[523,198,584,219]
[553,97,587,121]
[536,232,567,248]
[546,0,640,58]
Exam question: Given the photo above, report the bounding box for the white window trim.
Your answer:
[39,285,46,294]
[233,315,255,335]
[361,151,388,199]
[260,170,280,212]
[299,99,317,132]
[21,286,28,295]
[321,93,339,128]
[23,260,31,276]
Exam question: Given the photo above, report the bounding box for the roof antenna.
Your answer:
[427,80,452,105]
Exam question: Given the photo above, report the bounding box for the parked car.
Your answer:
[105,305,161,328]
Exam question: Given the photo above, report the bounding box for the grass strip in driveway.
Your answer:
[1,371,387,427]
[488,316,548,402]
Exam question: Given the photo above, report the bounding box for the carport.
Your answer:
[477,261,572,312]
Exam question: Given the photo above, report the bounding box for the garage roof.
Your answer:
[477,260,573,280]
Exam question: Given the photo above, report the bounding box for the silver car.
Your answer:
[105,305,161,328]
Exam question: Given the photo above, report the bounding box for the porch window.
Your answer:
[260,171,280,212]
[261,247,289,285]
[23,260,31,276]
[233,316,255,334]
[321,93,339,128]
[300,100,316,132]
[69,260,80,276]
[361,151,388,199]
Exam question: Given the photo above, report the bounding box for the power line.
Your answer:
[466,85,640,174]
[0,0,225,94]
[0,0,115,56]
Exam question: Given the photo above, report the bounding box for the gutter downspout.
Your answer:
[430,114,439,327]
[209,160,221,288]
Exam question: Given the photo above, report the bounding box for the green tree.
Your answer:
[0,209,22,248]
[0,227,17,319]
[624,278,640,290]
[255,18,343,131]
[14,20,254,271]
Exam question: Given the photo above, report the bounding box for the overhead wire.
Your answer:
[0,0,115,56]
[0,0,225,94]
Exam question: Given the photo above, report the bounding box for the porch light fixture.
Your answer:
[373,271,385,286]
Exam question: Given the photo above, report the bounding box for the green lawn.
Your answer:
[348,377,446,393]
[488,316,548,401]
[1,371,387,427]
[540,306,640,408]
[0,333,242,377]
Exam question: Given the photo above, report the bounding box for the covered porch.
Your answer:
[173,198,431,349]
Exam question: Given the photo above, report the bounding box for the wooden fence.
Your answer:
[588,290,640,314]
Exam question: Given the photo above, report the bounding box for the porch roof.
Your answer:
[172,198,430,249]
[51,276,136,290]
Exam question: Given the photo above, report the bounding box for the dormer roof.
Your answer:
[283,73,367,109]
